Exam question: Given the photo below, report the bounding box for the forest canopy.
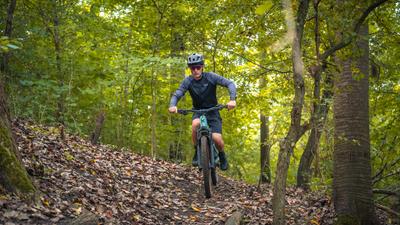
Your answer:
[1,0,399,224]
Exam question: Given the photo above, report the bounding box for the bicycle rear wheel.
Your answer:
[201,136,212,198]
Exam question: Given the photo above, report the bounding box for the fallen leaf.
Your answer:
[132,214,140,221]
[191,204,202,212]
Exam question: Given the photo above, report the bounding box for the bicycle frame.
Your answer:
[177,104,226,169]
[196,114,218,170]
[177,104,226,198]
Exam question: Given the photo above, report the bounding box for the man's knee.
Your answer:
[192,119,200,145]
[192,119,200,131]
[212,133,224,149]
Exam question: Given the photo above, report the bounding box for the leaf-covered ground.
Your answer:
[0,119,380,224]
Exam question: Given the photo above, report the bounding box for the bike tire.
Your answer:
[201,136,212,198]
[211,168,218,186]
[211,146,218,186]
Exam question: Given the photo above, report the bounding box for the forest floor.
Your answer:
[0,119,381,225]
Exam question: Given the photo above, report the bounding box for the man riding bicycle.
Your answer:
[168,53,236,170]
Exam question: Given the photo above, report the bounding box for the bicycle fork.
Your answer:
[196,128,219,170]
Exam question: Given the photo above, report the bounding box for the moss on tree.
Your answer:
[0,119,35,196]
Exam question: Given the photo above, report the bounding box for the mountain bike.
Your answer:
[178,104,227,198]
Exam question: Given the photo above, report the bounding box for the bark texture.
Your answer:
[272,0,309,224]
[1,0,17,76]
[297,73,333,189]
[51,1,65,129]
[168,27,185,162]
[90,110,105,145]
[0,83,35,195]
[260,113,271,184]
[333,24,377,225]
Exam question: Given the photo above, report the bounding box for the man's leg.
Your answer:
[192,119,200,145]
[212,133,229,170]
[191,119,200,166]
[212,133,224,151]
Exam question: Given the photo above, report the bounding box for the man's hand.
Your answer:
[169,106,178,113]
[227,100,236,110]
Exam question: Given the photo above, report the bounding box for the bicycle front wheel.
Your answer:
[201,136,212,198]
[211,167,218,186]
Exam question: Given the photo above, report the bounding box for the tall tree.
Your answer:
[296,0,329,190]
[52,0,64,130]
[0,0,35,197]
[272,0,389,223]
[296,0,390,191]
[0,83,35,196]
[34,0,66,131]
[333,23,377,224]
[1,0,17,77]
[257,19,272,183]
[296,73,332,189]
[259,72,271,184]
[90,109,105,145]
[168,23,186,162]
[272,0,310,224]
[260,113,271,184]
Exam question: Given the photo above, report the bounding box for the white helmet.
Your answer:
[187,53,204,66]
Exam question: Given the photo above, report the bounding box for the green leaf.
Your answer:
[19,80,34,86]
[7,44,19,50]
[255,1,273,15]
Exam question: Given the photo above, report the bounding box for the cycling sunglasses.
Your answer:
[189,65,203,71]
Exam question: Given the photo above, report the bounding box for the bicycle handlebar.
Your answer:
[177,104,227,115]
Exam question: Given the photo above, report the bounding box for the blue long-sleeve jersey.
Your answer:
[169,72,236,109]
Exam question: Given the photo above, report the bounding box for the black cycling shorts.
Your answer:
[192,111,222,134]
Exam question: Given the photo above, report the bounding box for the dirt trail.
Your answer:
[0,120,335,225]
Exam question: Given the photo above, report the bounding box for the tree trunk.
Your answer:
[90,110,105,145]
[0,0,35,197]
[1,0,18,158]
[260,113,271,184]
[297,73,333,189]
[51,0,65,137]
[168,30,185,162]
[150,72,157,158]
[1,0,17,78]
[297,128,319,189]
[0,83,35,196]
[333,24,377,225]
[258,22,271,185]
[296,0,322,190]
[272,0,309,224]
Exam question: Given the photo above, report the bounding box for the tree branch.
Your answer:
[376,203,400,217]
[373,189,400,197]
[150,0,163,17]
[374,169,400,184]
[373,162,388,181]
[299,123,311,138]
[205,43,292,74]
[373,154,400,182]
[320,0,390,61]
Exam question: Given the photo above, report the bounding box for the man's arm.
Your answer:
[169,77,190,112]
[209,73,236,100]
[208,73,237,110]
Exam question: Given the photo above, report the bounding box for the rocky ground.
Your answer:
[0,119,379,224]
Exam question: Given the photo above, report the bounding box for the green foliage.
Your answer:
[0,36,21,53]
[2,0,399,192]
[255,1,274,15]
